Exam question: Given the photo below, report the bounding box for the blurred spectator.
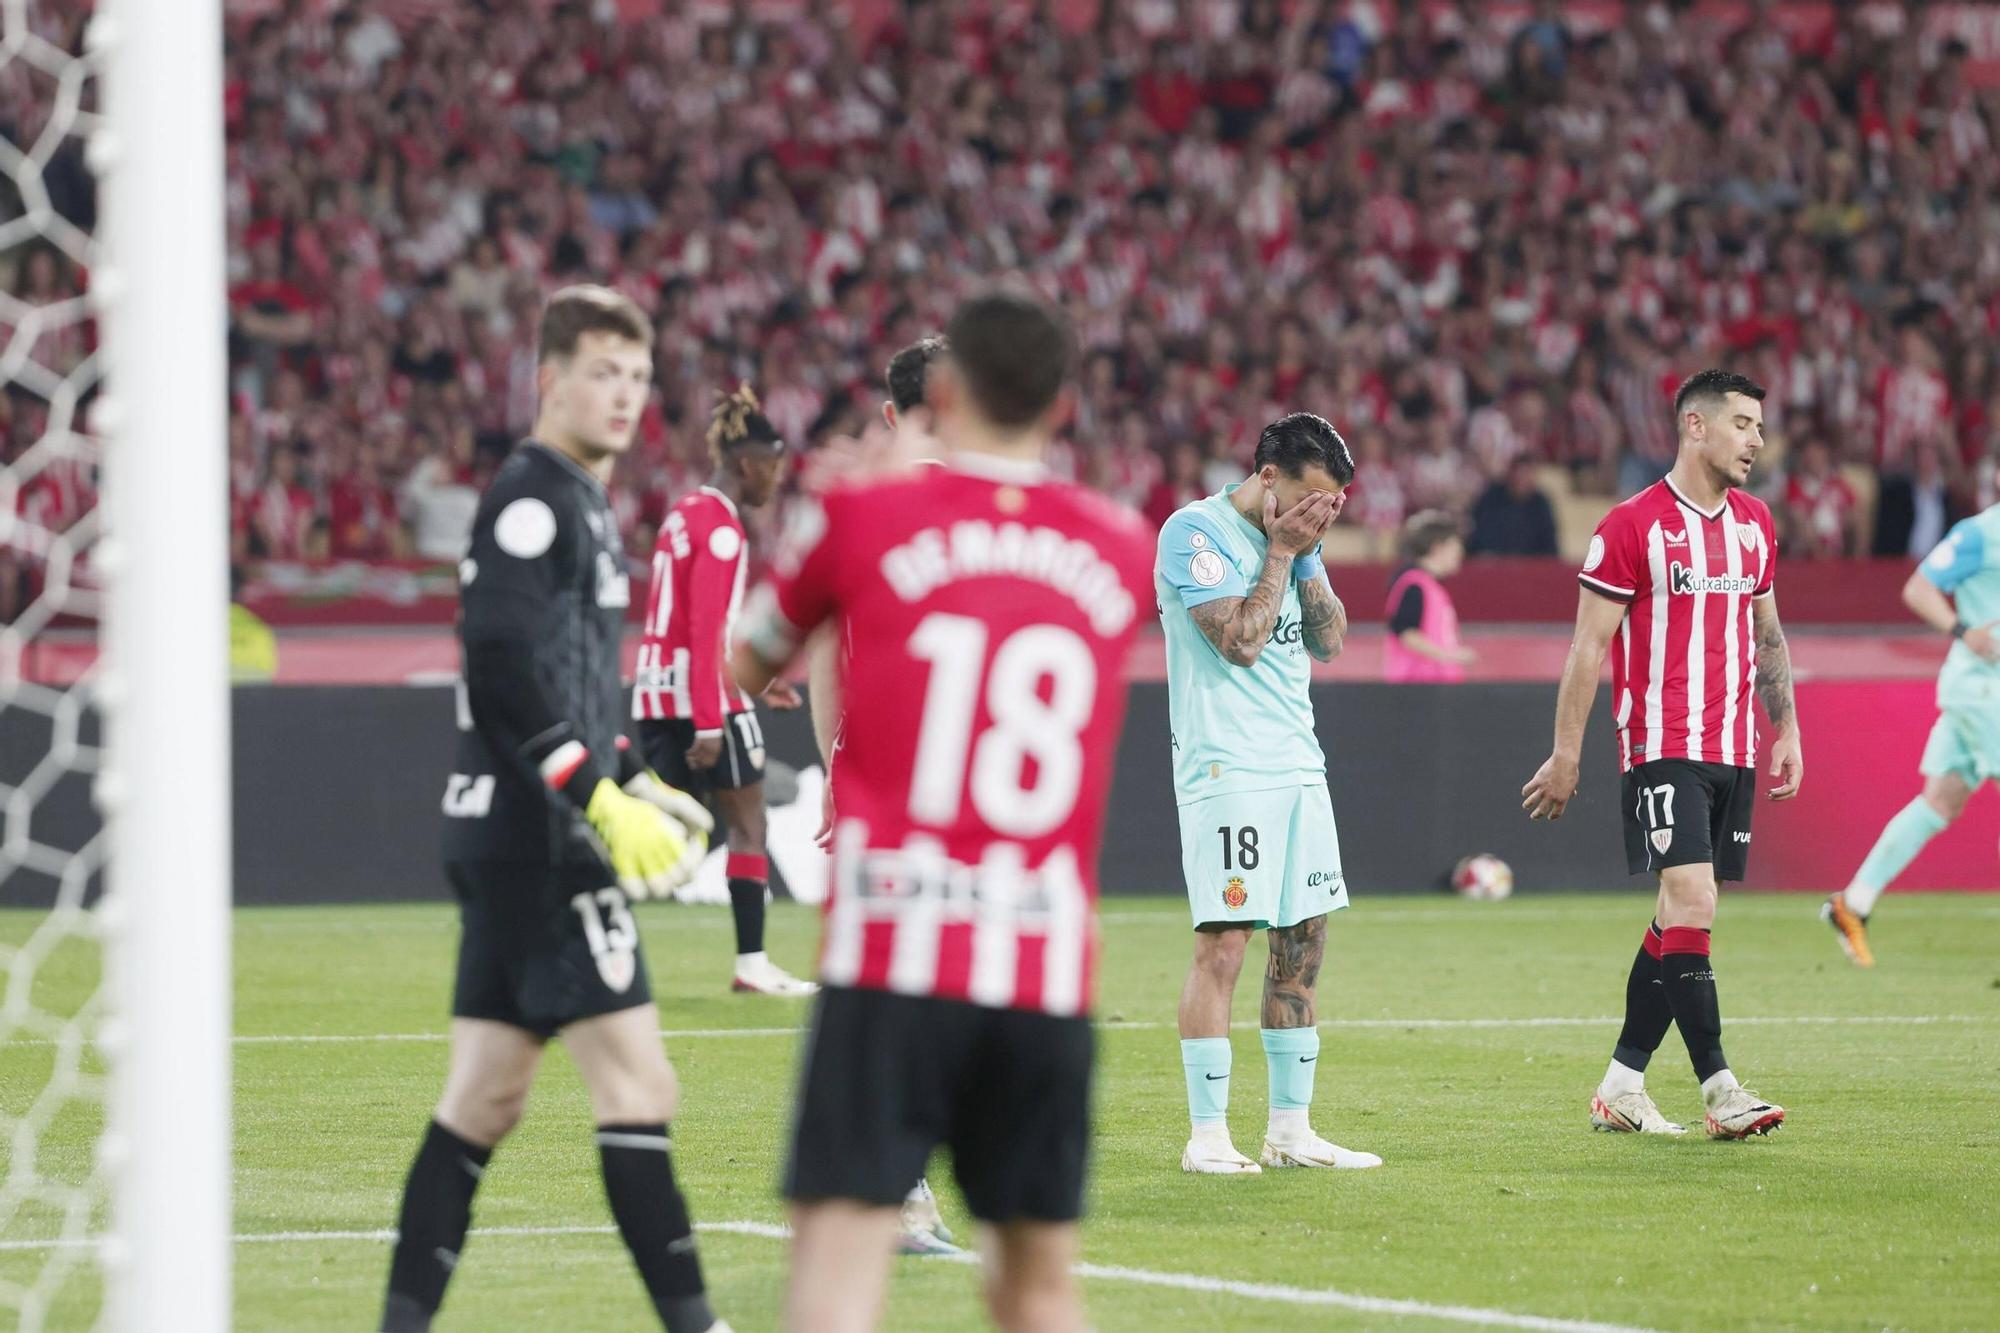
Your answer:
[1384,510,1476,683]
[250,444,320,560]
[1782,438,1862,558]
[1468,456,1559,556]
[1876,435,1968,559]
[1345,432,1407,552]
[1145,441,1207,533]
[399,434,481,561]
[328,443,407,560]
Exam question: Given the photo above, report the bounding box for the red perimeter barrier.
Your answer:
[233,557,1923,629]
[1751,682,1997,892]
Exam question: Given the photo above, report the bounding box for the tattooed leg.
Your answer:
[1262,915,1326,1029]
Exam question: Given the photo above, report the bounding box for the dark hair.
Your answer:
[537,284,653,363]
[1253,411,1355,484]
[944,292,1074,428]
[1401,509,1463,562]
[885,335,949,413]
[705,383,783,463]
[1672,368,1766,426]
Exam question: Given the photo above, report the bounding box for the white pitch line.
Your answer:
[9,1013,1990,1050]
[0,1219,1656,1332]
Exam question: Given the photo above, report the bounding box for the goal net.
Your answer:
[1,2,229,1329]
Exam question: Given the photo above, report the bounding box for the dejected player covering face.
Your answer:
[1154,411,1381,1176]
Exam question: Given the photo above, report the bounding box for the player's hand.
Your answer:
[585,777,695,900]
[1264,488,1339,556]
[1521,752,1580,821]
[686,732,723,771]
[762,679,804,710]
[1964,620,2000,663]
[1767,731,1804,802]
[1452,645,1480,667]
[815,780,835,851]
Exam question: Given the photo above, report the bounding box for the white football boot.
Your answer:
[1590,1088,1687,1135]
[730,953,819,997]
[1259,1128,1383,1170]
[895,1178,961,1256]
[1181,1126,1262,1175]
[1704,1083,1785,1139]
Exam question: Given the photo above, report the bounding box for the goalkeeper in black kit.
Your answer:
[379,287,730,1333]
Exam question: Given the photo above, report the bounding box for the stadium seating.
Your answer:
[6,0,1999,594]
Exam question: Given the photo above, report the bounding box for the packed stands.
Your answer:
[6,0,2000,616]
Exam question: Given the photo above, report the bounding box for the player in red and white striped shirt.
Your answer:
[1524,369,1803,1142]
[735,293,1154,1331]
[633,386,816,998]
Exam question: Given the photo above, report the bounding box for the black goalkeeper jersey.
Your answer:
[442,441,634,867]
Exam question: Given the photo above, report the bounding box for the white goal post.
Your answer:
[96,0,232,1327]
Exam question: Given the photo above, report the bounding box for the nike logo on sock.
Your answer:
[1204,1072,1228,1081]
[1298,1055,1317,1064]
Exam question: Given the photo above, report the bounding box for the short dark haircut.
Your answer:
[1401,509,1463,562]
[538,284,653,363]
[885,335,949,413]
[1253,411,1355,485]
[1672,368,1766,427]
[944,292,1074,429]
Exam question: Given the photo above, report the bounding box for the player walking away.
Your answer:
[1384,509,1477,682]
[1522,369,1802,1142]
[633,384,817,998]
[801,332,963,1257]
[734,292,1154,1332]
[379,287,726,1333]
[1825,503,2000,966]
[1158,413,1383,1175]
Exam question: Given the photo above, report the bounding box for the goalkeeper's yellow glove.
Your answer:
[585,777,693,901]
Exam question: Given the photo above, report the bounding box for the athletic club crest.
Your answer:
[1222,876,1248,909]
[1650,829,1673,854]
[1738,524,1758,551]
[597,948,637,994]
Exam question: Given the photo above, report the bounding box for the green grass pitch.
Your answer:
[3,892,1998,1330]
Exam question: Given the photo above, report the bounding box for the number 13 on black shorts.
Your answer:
[1177,782,1348,929]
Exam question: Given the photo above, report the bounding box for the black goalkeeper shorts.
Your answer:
[448,861,653,1040]
[784,986,1094,1224]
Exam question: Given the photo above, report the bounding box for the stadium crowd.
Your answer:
[8,0,2000,605]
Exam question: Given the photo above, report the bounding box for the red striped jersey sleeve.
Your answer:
[1579,504,1643,602]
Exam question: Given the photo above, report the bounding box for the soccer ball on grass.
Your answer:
[1451,854,1514,902]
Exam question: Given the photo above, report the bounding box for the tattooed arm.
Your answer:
[1188,551,1292,668]
[1753,593,1803,800]
[1296,572,1347,662]
[1262,913,1327,1028]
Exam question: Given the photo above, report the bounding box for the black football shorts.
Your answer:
[448,860,653,1039]
[1621,760,1756,882]
[637,713,766,793]
[784,986,1094,1224]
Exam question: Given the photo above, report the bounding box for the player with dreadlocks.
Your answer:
[633,385,818,997]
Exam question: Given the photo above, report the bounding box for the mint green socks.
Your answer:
[1849,798,1949,915]
[1181,1037,1232,1129]
[1261,1027,1319,1111]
